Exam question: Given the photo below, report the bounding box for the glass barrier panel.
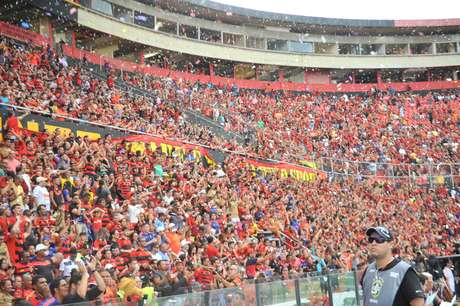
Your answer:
[156,18,177,35]
[200,28,222,43]
[213,287,249,306]
[393,164,409,178]
[331,159,347,175]
[62,302,125,306]
[134,10,155,29]
[112,3,133,23]
[331,272,359,306]
[432,164,454,188]
[453,164,460,188]
[258,278,297,305]
[88,0,113,16]
[246,36,265,49]
[299,275,329,306]
[179,24,198,40]
[155,291,204,306]
[412,164,430,187]
[347,161,359,176]
[376,162,391,178]
[14,272,361,306]
[357,162,374,176]
[223,33,245,47]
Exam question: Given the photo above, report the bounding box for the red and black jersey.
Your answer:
[117,180,132,199]
[131,248,152,266]
[83,164,97,176]
[30,259,53,282]
[14,261,33,275]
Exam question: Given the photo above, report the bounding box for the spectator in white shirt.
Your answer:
[32,177,50,211]
[59,248,78,278]
[443,259,456,295]
[127,201,144,224]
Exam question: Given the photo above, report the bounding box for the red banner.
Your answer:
[110,134,217,170]
[0,21,48,47]
[62,44,460,93]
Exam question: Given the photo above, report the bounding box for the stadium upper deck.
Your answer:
[1,0,460,88]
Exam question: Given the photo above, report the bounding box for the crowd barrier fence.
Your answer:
[61,270,361,306]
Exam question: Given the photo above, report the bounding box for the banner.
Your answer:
[113,135,324,181]
[111,134,216,167]
[0,21,48,47]
[245,159,326,181]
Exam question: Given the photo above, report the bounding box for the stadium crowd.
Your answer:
[0,36,459,306]
[118,64,460,165]
[0,37,243,154]
[1,114,460,305]
[3,35,460,168]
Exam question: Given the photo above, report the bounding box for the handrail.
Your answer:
[318,156,460,176]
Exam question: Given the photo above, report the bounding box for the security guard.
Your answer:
[361,226,425,306]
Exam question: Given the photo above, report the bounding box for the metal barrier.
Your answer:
[319,157,459,189]
[60,271,360,306]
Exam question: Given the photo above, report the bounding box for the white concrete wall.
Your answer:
[77,8,460,69]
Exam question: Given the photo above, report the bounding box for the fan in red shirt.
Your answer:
[205,236,220,259]
[193,257,215,290]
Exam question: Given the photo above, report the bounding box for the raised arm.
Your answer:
[75,260,89,299]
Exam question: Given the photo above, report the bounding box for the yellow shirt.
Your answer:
[0,291,13,305]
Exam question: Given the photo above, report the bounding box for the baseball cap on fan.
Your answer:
[366,226,393,242]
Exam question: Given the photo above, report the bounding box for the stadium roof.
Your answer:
[152,0,460,33]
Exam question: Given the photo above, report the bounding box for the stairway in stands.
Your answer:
[69,58,247,145]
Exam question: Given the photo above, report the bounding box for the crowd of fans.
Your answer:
[110,57,460,167]
[0,37,242,153]
[1,113,459,305]
[3,36,460,169]
[0,35,459,306]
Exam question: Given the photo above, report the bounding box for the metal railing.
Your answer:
[317,157,459,189]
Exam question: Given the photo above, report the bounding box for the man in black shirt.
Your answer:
[361,226,425,306]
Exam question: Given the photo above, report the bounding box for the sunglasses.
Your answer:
[367,236,387,244]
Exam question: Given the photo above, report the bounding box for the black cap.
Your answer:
[366,226,393,242]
